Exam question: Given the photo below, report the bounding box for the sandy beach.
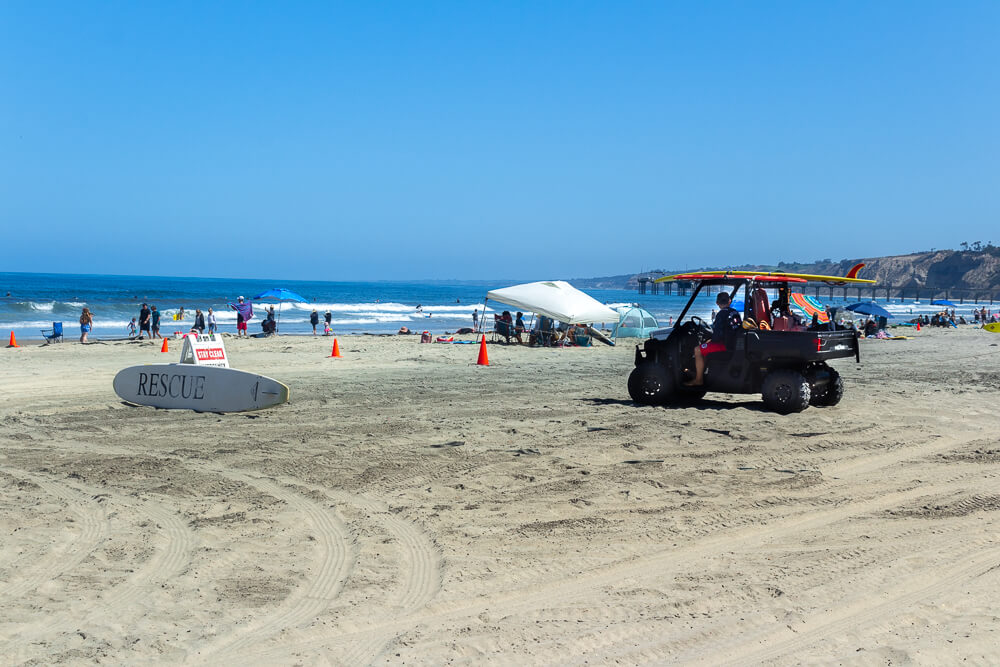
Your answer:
[1,329,999,664]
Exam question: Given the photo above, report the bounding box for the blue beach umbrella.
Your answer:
[252,288,309,331]
[845,301,893,319]
[253,288,308,303]
[931,299,957,308]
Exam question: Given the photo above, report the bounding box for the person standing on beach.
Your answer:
[237,300,247,336]
[310,309,319,336]
[138,303,151,340]
[192,309,205,334]
[151,305,162,339]
[207,308,217,333]
[473,308,479,330]
[79,307,93,343]
[324,309,332,333]
[230,296,252,337]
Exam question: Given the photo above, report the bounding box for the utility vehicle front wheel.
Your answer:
[761,370,811,414]
[628,363,674,405]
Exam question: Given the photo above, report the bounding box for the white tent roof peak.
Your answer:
[485,281,619,324]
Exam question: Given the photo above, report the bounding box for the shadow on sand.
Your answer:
[581,396,768,413]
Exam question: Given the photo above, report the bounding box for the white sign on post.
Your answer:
[179,333,230,368]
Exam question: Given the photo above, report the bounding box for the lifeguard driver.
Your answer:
[685,291,742,386]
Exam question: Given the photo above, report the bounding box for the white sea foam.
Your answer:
[0,319,133,330]
[0,320,65,329]
[285,301,491,315]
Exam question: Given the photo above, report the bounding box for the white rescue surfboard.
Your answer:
[113,364,290,412]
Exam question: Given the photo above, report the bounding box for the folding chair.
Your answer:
[41,321,64,343]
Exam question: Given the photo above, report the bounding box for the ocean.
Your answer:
[0,272,991,341]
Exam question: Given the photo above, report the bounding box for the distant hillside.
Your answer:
[569,246,1000,291]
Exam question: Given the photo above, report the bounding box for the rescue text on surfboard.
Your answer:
[136,372,207,400]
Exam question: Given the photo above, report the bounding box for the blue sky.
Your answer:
[1,2,998,280]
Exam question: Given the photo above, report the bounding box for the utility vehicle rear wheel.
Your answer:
[761,370,811,414]
[808,367,843,407]
[628,363,674,405]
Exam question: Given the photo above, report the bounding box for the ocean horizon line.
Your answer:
[0,270,581,287]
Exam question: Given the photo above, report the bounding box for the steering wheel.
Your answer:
[687,315,712,338]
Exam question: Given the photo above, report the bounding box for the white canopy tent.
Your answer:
[484,281,619,325]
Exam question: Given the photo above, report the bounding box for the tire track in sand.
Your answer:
[23,441,355,664]
[325,487,442,666]
[3,472,194,650]
[195,472,354,663]
[542,516,992,665]
[328,488,441,613]
[711,535,1000,666]
[0,469,109,601]
[214,479,442,666]
[247,433,990,662]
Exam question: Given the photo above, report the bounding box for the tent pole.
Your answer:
[478,298,488,334]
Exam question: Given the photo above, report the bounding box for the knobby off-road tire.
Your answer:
[628,363,675,405]
[761,369,811,414]
[807,367,844,407]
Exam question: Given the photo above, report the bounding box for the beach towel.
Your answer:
[229,302,254,321]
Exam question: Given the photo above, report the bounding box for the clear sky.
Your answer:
[2,2,998,281]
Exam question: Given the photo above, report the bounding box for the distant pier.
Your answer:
[637,276,997,305]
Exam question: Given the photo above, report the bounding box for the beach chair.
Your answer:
[751,288,772,329]
[41,321,63,343]
[490,317,513,343]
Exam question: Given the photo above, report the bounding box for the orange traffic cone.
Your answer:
[161,338,169,353]
[329,338,342,358]
[916,322,921,332]
[7,331,19,348]
[476,334,489,366]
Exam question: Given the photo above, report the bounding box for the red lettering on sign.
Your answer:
[195,348,226,361]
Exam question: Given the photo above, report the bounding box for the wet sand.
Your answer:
[1,328,999,664]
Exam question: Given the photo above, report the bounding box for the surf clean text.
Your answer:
[136,372,206,400]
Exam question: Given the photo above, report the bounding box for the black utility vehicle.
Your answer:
[628,275,861,413]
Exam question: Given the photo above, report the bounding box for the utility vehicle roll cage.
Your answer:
[673,276,806,326]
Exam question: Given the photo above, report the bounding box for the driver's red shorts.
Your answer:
[700,341,727,356]
[237,321,247,331]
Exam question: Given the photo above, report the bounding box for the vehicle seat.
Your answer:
[772,315,791,331]
[752,288,772,329]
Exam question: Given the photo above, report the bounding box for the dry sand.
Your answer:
[1,328,999,665]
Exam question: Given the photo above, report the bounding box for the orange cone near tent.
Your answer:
[476,335,489,366]
[7,332,19,348]
[161,338,169,353]
[329,338,342,358]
